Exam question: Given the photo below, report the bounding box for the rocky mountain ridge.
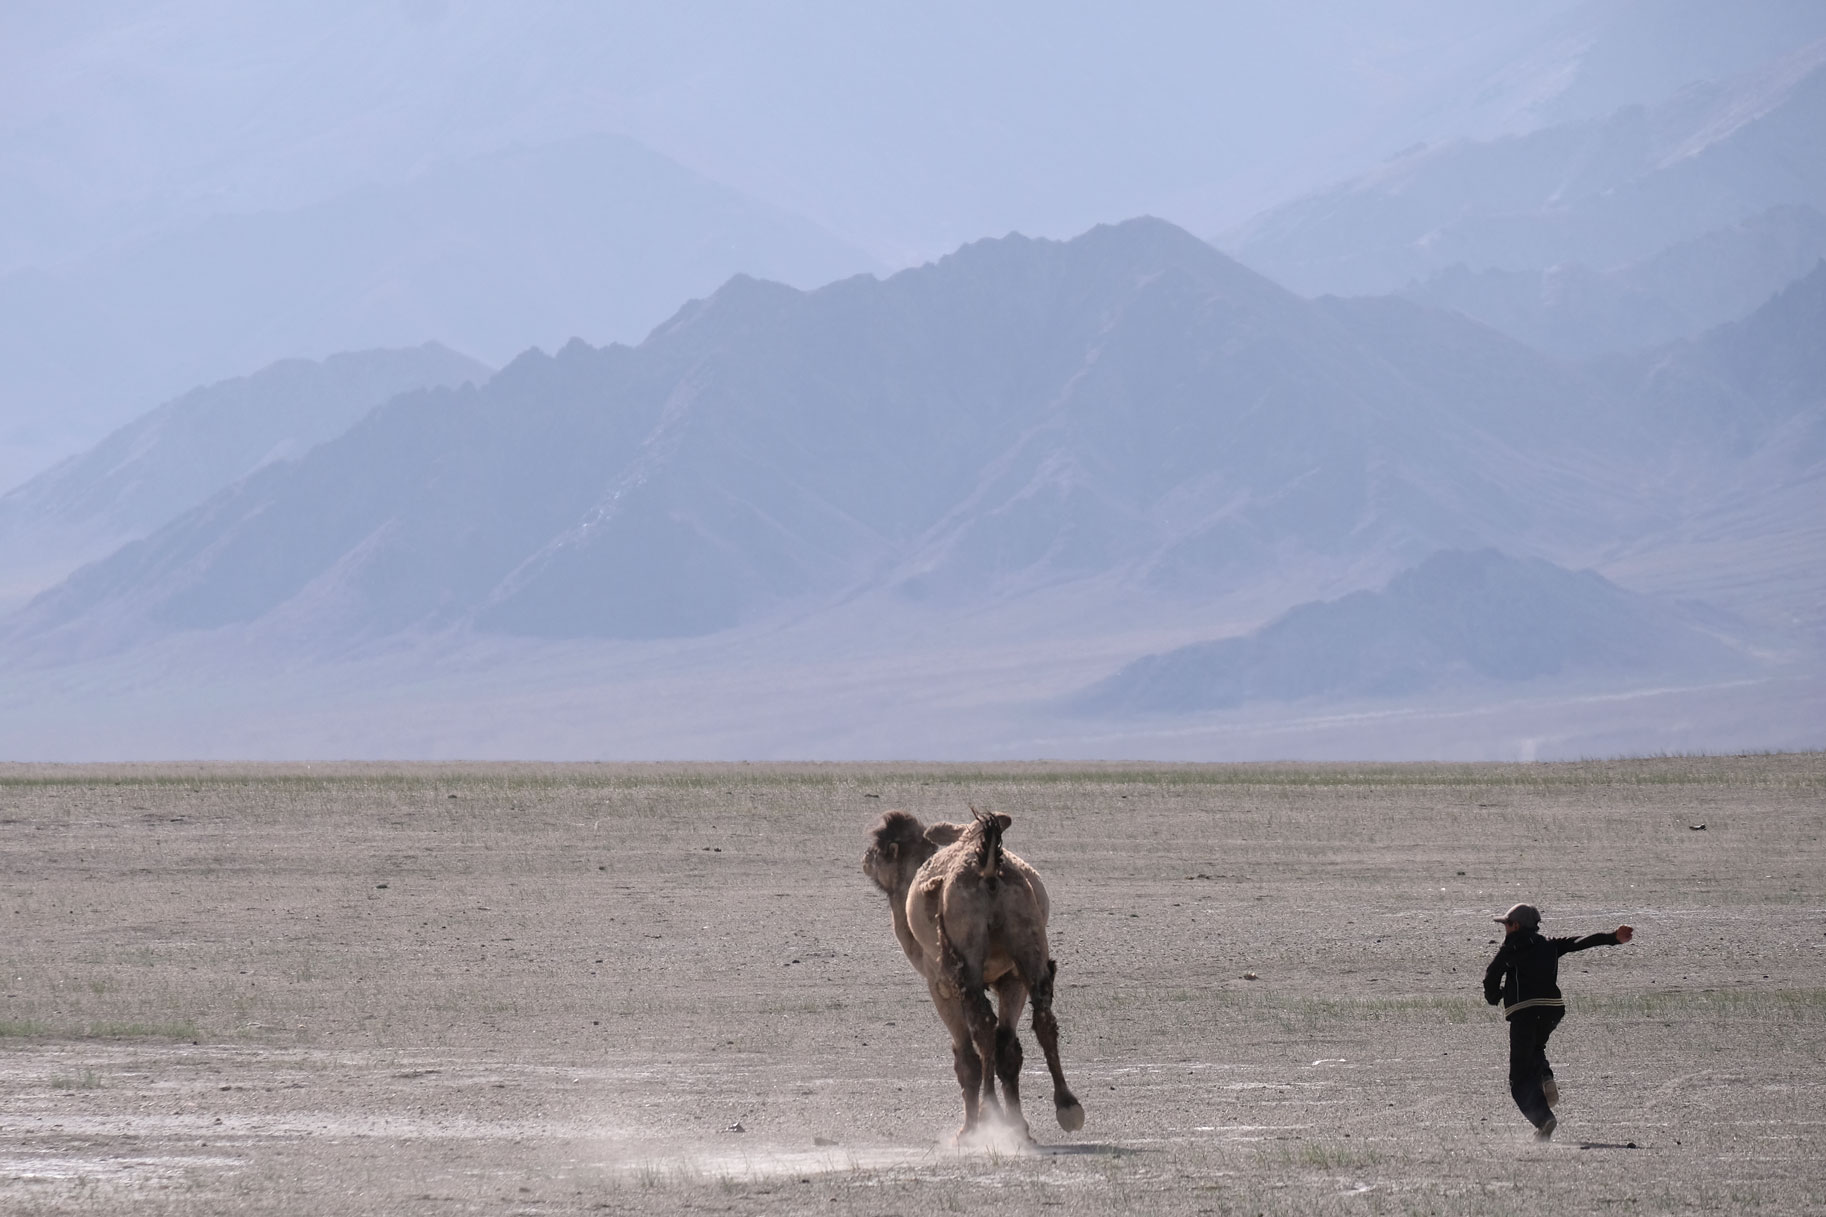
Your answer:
[8,218,1658,656]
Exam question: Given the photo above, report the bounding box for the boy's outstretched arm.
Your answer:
[1553,925,1635,954]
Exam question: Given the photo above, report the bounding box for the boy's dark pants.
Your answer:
[1508,1007,1563,1128]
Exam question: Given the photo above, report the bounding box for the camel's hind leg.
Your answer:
[991,974,1033,1141]
[1030,958,1085,1131]
[926,977,984,1141]
[937,920,1002,1136]
[958,977,1001,1131]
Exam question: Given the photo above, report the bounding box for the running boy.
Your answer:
[1482,903,1633,1140]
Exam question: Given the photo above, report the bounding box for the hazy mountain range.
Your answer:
[11,2,1826,495]
[1601,259,1826,452]
[1398,206,1826,358]
[3,6,1822,761]
[1,216,1817,762]
[6,219,1660,653]
[13,2,1820,273]
[1225,38,1826,298]
[0,343,490,612]
[1076,549,1757,715]
[0,133,877,484]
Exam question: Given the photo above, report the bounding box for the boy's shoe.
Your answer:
[1535,1116,1557,1142]
[1543,1078,1559,1108]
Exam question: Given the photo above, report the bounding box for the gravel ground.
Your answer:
[1,756,1822,1214]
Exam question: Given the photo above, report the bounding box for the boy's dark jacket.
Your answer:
[1483,928,1622,1016]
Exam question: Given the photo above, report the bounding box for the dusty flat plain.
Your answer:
[1,756,1822,1215]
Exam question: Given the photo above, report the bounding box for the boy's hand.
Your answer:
[1615,925,1634,943]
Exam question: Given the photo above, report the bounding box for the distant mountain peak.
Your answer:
[0,343,492,613]
[1073,548,1755,715]
[1660,36,1826,166]
[1224,40,1826,296]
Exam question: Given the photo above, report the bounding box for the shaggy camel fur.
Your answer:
[863,808,1084,1143]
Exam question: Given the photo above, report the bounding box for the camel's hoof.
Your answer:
[1056,1099,1085,1132]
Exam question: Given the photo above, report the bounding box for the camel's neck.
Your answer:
[886,873,925,971]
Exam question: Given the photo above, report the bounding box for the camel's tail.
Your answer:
[967,806,1004,880]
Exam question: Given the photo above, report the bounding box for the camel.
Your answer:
[862,807,1084,1143]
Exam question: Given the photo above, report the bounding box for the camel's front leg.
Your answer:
[992,974,1033,1142]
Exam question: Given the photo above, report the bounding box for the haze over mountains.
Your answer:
[7,220,1651,650]
[1224,36,1826,299]
[0,344,490,612]
[1399,207,1826,359]
[0,134,876,478]
[10,1,1826,491]
[1077,549,1757,716]
[4,214,1820,759]
[2,4,1821,761]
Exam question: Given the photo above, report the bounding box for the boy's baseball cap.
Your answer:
[1495,903,1540,928]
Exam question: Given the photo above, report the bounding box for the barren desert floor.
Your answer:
[1,756,1823,1215]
